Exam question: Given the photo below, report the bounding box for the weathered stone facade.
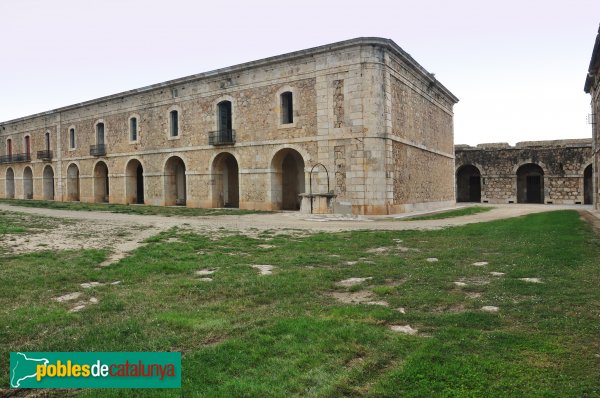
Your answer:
[0,38,458,215]
[585,24,600,210]
[455,140,593,204]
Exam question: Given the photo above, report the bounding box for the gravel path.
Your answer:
[0,203,591,262]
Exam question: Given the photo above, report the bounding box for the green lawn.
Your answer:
[401,206,493,221]
[1,210,599,397]
[0,199,265,217]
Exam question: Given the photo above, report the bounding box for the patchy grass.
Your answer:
[402,206,493,221]
[0,199,266,217]
[0,210,62,235]
[1,210,599,397]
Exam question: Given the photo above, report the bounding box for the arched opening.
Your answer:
[456,165,481,202]
[5,168,15,199]
[212,153,239,208]
[271,148,305,210]
[584,164,593,205]
[42,165,55,200]
[23,167,33,199]
[517,163,544,204]
[93,161,109,203]
[67,164,80,201]
[125,159,144,204]
[164,156,186,206]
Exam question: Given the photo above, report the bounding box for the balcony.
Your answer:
[90,144,106,156]
[0,153,31,164]
[208,129,236,146]
[37,150,53,161]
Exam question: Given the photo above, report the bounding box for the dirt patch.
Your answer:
[53,292,82,302]
[481,305,499,312]
[389,325,418,335]
[330,290,388,306]
[252,264,275,275]
[579,210,600,234]
[472,261,488,266]
[426,258,438,262]
[366,247,389,254]
[519,277,543,283]
[336,277,372,287]
[196,269,217,276]
[490,272,505,276]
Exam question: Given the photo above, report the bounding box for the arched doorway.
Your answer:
[164,156,186,206]
[517,163,544,204]
[5,168,15,199]
[67,164,80,201]
[271,148,305,210]
[456,165,481,202]
[42,165,55,200]
[212,153,239,208]
[584,164,593,205]
[93,161,109,203]
[125,159,144,204]
[23,167,33,199]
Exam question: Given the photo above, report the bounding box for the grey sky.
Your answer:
[0,0,598,145]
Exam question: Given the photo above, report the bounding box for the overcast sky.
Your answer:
[1,0,598,145]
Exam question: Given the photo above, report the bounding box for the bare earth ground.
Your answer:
[0,203,594,264]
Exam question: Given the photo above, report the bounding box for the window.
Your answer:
[170,110,179,137]
[7,139,12,157]
[130,117,138,141]
[96,122,105,145]
[69,128,76,149]
[217,101,232,132]
[45,132,50,151]
[281,92,293,124]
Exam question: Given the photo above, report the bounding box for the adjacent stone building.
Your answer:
[585,24,600,210]
[455,140,592,204]
[0,38,458,215]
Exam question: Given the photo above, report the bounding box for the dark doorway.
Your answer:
[584,164,593,205]
[517,163,544,204]
[456,165,481,202]
[212,152,239,208]
[136,164,144,204]
[271,148,305,210]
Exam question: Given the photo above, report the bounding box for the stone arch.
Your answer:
[23,166,33,199]
[271,148,306,210]
[584,163,593,205]
[125,158,144,204]
[5,168,15,199]
[67,163,80,201]
[516,163,544,204]
[211,152,239,208]
[164,156,186,206]
[456,164,481,202]
[42,165,55,200]
[93,161,109,203]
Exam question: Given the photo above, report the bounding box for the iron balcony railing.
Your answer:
[37,150,53,161]
[0,153,31,164]
[208,129,236,146]
[90,144,107,156]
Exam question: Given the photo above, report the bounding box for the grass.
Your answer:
[0,199,266,217]
[0,210,599,397]
[402,206,493,221]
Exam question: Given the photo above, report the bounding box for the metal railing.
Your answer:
[37,150,53,161]
[208,129,236,146]
[0,153,31,164]
[90,144,107,156]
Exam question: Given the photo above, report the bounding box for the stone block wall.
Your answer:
[455,140,592,204]
[0,38,458,215]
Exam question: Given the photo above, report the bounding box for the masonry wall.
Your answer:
[0,38,458,215]
[386,51,455,212]
[455,140,592,205]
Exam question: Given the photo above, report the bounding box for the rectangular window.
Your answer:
[7,139,12,156]
[281,92,293,124]
[130,118,138,141]
[24,136,30,156]
[69,128,75,149]
[96,123,105,145]
[170,111,179,137]
[218,101,232,132]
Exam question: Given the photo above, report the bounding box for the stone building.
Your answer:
[455,140,592,204]
[0,38,458,215]
[585,24,600,210]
